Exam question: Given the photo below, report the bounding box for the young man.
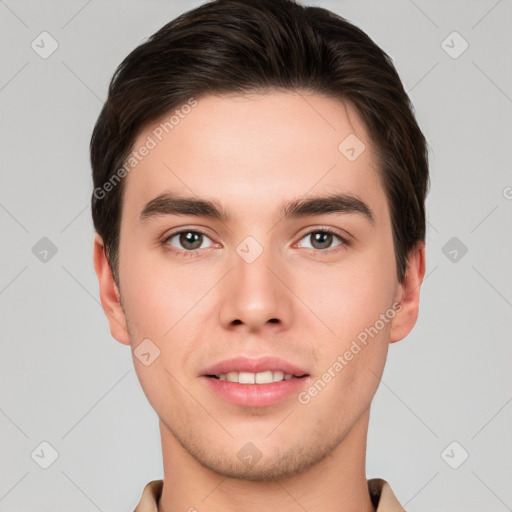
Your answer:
[91,0,428,510]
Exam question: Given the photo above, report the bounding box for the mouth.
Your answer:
[206,370,307,384]
[201,356,310,407]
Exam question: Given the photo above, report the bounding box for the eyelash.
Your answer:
[162,227,351,258]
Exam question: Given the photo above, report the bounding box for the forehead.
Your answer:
[121,90,386,225]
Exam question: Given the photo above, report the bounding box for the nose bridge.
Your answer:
[218,235,292,330]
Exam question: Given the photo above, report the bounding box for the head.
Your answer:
[91,0,428,481]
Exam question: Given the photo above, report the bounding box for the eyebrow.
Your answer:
[139,192,375,225]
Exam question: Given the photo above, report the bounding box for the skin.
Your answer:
[93,90,425,512]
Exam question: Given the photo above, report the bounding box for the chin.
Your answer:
[189,438,336,482]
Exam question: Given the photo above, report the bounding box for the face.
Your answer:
[95,90,422,481]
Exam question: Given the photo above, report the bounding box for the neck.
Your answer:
[157,408,375,512]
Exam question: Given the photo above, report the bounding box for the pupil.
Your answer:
[181,232,202,249]
[313,232,332,249]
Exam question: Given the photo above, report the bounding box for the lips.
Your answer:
[200,356,310,407]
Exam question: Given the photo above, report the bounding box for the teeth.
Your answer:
[216,371,294,384]
[239,371,255,384]
[256,370,276,383]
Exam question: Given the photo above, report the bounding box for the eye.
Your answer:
[164,229,215,254]
[296,228,348,251]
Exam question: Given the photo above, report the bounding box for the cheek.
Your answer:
[300,319,389,420]
[119,246,216,391]
[291,239,396,407]
[292,254,397,346]
[119,242,206,340]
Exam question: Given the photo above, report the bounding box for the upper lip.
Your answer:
[201,356,309,377]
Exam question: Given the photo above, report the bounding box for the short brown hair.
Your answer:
[90,0,429,286]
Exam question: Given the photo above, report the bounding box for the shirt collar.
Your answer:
[133,478,406,511]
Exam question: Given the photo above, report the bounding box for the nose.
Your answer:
[217,240,293,333]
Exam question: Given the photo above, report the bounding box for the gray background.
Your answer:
[1,0,511,510]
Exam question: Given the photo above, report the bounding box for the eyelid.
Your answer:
[163,227,216,247]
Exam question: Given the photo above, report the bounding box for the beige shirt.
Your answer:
[133,478,406,511]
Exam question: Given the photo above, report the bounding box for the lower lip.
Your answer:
[202,376,309,407]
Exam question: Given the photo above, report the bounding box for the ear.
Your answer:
[389,241,426,344]
[93,233,130,345]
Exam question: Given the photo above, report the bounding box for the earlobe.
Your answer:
[92,233,131,346]
[389,241,426,344]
